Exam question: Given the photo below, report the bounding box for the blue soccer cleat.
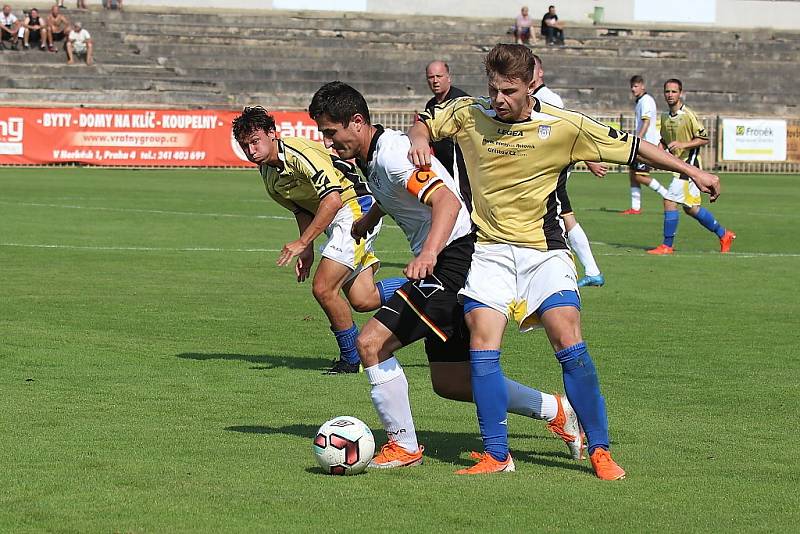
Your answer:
[577,274,605,287]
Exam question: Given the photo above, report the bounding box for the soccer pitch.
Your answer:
[2,168,798,532]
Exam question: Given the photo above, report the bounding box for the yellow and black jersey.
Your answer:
[260,136,371,215]
[660,105,707,170]
[419,96,638,250]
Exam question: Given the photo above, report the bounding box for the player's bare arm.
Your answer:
[404,185,460,280]
[637,140,721,201]
[277,191,342,267]
[289,209,316,282]
[407,122,433,168]
[351,203,385,243]
[585,161,608,177]
[636,117,650,138]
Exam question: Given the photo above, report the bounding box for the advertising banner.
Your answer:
[0,107,323,167]
[721,118,787,161]
[787,124,800,163]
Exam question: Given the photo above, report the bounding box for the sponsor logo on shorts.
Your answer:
[413,274,445,298]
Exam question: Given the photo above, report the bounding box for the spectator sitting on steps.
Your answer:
[22,7,48,50]
[0,4,21,50]
[66,20,93,65]
[513,6,536,45]
[46,4,70,53]
[541,5,565,45]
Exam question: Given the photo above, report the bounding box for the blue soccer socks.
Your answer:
[470,349,509,462]
[376,277,407,306]
[555,342,610,454]
[332,323,360,364]
[663,210,680,247]
[691,207,726,238]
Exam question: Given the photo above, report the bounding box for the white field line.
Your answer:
[0,200,404,229]
[1,242,798,258]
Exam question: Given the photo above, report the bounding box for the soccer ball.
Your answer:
[312,416,375,475]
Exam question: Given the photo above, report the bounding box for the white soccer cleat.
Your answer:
[547,395,586,460]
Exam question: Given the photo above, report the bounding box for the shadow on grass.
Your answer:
[225,424,591,474]
[177,352,330,371]
[177,352,429,371]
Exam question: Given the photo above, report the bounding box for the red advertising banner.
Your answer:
[0,107,323,167]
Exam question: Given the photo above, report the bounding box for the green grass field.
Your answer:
[2,168,799,532]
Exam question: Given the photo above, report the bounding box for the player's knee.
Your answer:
[311,279,334,304]
[355,331,378,360]
[349,294,379,313]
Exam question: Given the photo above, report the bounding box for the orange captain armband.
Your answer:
[406,168,441,199]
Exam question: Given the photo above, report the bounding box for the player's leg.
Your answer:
[563,212,604,287]
[648,178,681,255]
[624,166,642,214]
[634,164,670,198]
[682,184,736,253]
[311,257,364,373]
[538,303,624,480]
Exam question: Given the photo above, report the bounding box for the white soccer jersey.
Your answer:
[365,127,473,256]
[533,84,564,108]
[1,12,18,26]
[635,93,660,144]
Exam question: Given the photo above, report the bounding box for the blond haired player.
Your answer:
[409,44,721,479]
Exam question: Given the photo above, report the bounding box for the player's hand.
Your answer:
[667,141,685,153]
[295,247,314,282]
[277,239,308,267]
[351,215,376,244]
[691,170,722,202]
[404,251,436,280]
[408,141,432,169]
[586,161,608,178]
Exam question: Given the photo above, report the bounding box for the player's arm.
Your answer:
[351,202,385,243]
[277,191,342,267]
[405,185,460,280]
[290,209,316,282]
[408,121,433,169]
[636,140,720,201]
[585,161,608,177]
[636,117,650,138]
[667,135,708,154]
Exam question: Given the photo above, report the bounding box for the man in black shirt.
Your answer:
[541,5,565,45]
[423,60,471,210]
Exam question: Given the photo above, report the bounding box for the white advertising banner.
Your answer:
[634,0,716,24]
[722,119,787,161]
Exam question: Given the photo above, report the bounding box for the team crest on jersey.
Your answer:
[538,125,551,140]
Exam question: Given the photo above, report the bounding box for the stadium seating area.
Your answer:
[2,7,799,115]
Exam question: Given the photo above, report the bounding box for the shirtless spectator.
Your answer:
[66,20,93,65]
[46,5,70,52]
[0,4,20,50]
[22,7,47,50]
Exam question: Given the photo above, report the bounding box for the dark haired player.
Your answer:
[309,82,584,469]
[232,107,406,374]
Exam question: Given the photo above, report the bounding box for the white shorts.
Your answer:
[666,177,702,207]
[321,203,381,283]
[459,243,578,332]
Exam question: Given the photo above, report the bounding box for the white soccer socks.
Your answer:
[364,356,420,453]
[630,186,642,211]
[567,223,601,277]
[506,378,559,421]
[648,178,669,198]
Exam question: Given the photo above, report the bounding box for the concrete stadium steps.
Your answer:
[2,7,799,113]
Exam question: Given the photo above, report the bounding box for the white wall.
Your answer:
[119,0,800,30]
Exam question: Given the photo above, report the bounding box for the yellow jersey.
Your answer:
[419,96,638,250]
[660,104,707,170]
[260,137,370,215]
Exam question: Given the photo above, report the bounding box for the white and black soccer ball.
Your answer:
[312,416,375,475]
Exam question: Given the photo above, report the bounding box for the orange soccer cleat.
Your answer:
[368,441,424,469]
[455,451,515,475]
[590,448,626,480]
[620,208,641,215]
[646,244,674,255]
[720,230,737,253]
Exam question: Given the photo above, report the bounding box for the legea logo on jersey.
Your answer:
[0,117,24,155]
